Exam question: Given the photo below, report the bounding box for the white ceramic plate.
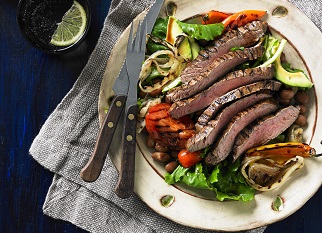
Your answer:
[98,0,322,231]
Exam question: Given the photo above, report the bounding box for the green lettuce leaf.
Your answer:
[176,20,224,41]
[147,17,169,54]
[165,159,255,202]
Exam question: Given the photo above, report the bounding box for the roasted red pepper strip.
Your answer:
[178,149,203,168]
[245,142,316,158]
[145,103,195,149]
[202,10,231,24]
[222,10,267,29]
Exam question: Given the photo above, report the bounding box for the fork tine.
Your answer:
[134,20,142,53]
[140,21,147,54]
[127,22,134,53]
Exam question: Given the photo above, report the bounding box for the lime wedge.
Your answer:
[50,1,87,46]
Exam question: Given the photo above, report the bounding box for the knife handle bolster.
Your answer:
[80,94,127,182]
[115,104,138,199]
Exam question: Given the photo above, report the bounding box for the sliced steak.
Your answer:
[186,91,273,152]
[169,66,274,119]
[205,98,279,166]
[231,105,300,161]
[180,21,268,83]
[196,80,282,132]
[166,44,265,103]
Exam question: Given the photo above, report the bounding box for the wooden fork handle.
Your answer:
[80,94,127,182]
[114,104,137,198]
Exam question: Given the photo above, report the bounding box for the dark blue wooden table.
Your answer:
[1,0,321,232]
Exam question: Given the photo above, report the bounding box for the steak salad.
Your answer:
[137,9,316,201]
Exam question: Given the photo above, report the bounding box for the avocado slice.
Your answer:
[162,76,182,93]
[275,55,313,88]
[188,37,200,59]
[166,16,200,61]
[166,16,183,45]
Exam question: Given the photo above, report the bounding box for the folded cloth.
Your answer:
[30,0,322,232]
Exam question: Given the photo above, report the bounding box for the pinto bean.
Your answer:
[165,161,179,173]
[148,87,163,97]
[279,89,295,100]
[155,141,168,152]
[299,105,307,115]
[146,135,156,148]
[278,97,291,106]
[152,152,171,163]
[170,150,179,159]
[295,114,307,127]
[295,90,309,105]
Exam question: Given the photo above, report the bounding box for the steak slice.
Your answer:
[205,98,279,166]
[165,44,265,103]
[196,80,282,132]
[169,66,274,119]
[180,21,268,83]
[186,91,273,152]
[231,105,300,161]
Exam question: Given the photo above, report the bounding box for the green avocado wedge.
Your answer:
[275,55,313,88]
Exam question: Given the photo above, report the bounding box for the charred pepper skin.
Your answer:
[245,142,316,158]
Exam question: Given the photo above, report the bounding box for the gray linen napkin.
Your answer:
[30,0,322,232]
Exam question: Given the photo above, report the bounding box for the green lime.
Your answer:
[50,1,87,46]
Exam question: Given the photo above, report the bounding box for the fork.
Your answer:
[114,21,147,199]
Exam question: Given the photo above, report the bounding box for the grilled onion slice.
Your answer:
[241,155,304,191]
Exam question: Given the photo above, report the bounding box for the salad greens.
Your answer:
[165,158,255,201]
[177,20,225,41]
[147,17,169,54]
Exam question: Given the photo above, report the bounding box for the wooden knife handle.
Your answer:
[80,94,127,182]
[114,104,138,198]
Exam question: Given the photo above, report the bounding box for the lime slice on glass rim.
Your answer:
[50,0,87,46]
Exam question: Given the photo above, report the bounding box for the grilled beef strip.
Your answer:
[169,66,274,119]
[180,21,268,83]
[205,98,279,166]
[165,44,265,103]
[196,80,282,132]
[231,105,301,161]
[186,91,273,152]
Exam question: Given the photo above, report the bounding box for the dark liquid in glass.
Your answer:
[17,0,90,53]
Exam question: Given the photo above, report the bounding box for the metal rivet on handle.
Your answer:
[128,114,134,120]
[116,101,122,107]
[107,122,114,128]
[126,135,133,141]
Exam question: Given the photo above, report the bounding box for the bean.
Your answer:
[295,114,307,126]
[278,97,291,106]
[149,87,162,97]
[165,161,179,173]
[295,90,309,105]
[299,105,307,115]
[279,89,295,100]
[155,141,168,152]
[152,152,171,163]
[170,150,179,159]
[146,135,156,148]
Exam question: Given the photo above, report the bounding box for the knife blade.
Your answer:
[114,0,165,198]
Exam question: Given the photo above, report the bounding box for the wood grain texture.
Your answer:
[1,0,322,232]
[80,94,127,182]
[114,104,138,199]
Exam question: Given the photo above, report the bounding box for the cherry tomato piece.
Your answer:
[178,149,203,168]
